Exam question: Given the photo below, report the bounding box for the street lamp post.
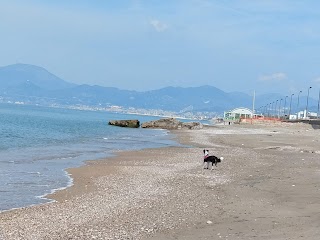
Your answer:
[275,100,278,118]
[256,107,260,115]
[305,87,312,119]
[279,99,283,118]
[317,89,320,119]
[268,103,272,117]
[265,105,268,117]
[283,96,288,117]
[272,102,274,117]
[297,90,302,119]
[288,93,294,119]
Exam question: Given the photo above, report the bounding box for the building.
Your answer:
[295,110,318,119]
[224,107,253,122]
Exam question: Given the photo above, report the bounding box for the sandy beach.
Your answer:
[1,122,320,239]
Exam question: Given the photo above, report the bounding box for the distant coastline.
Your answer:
[0,101,215,121]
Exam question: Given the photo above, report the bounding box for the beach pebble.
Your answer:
[207,220,213,224]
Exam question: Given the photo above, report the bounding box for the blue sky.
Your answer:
[1,0,320,97]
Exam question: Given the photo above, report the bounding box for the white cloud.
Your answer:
[259,72,287,82]
[313,77,320,84]
[150,19,168,32]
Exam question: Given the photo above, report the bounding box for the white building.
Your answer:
[295,110,318,119]
[224,107,253,121]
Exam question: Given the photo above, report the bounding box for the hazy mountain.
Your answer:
[0,63,75,91]
[1,63,317,114]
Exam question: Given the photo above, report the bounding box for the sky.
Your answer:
[1,0,320,97]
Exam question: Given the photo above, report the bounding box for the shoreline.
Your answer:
[1,122,320,239]
[0,127,178,213]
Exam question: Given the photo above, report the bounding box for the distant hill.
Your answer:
[0,64,76,91]
[0,63,318,115]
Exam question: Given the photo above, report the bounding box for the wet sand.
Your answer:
[1,122,320,239]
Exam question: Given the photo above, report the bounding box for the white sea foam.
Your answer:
[37,171,74,201]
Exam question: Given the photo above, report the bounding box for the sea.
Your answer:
[0,103,182,212]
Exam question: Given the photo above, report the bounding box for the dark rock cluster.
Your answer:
[141,118,203,130]
[108,119,140,128]
[109,118,203,130]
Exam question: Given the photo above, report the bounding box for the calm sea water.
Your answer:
[0,104,180,212]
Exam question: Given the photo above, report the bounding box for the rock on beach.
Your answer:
[108,119,140,128]
[141,118,203,130]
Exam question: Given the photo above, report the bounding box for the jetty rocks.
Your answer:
[108,118,203,130]
[108,119,140,128]
[141,118,203,130]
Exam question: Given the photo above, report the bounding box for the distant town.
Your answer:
[0,99,219,121]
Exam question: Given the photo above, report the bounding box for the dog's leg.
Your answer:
[211,159,217,170]
[202,162,207,173]
[211,161,214,170]
[207,161,210,170]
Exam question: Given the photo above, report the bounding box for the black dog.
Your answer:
[203,149,223,169]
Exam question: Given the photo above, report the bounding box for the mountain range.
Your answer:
[0,63,318,116]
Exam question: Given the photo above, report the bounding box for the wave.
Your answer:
[36,171,74,201]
